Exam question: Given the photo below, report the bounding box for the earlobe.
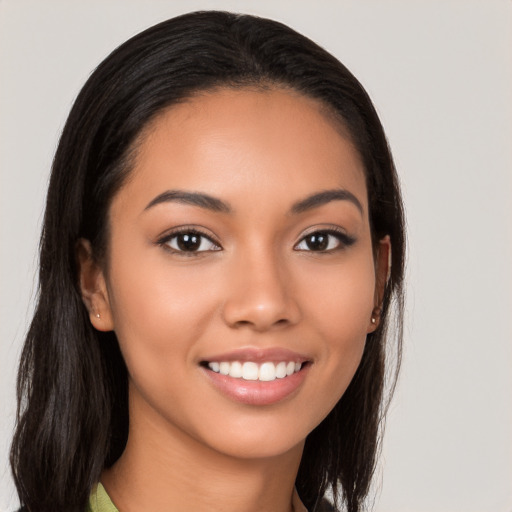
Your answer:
[76,238,114,332]
[368,235,391,332]
[368,306,382,333]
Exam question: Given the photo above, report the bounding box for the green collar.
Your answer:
[87,483,119,512]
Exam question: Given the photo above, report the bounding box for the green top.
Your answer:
[87,483,118,512]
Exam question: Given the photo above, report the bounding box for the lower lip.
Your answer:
[202,365,309,406]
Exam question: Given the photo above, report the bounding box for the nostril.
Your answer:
[233,317,290,329]
[233,320,252,328]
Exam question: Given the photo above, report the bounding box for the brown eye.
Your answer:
[295,229,356,252]
[176,233,201,251]
[304,232,329,251]
[163,231,220,253]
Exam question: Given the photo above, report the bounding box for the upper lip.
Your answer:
[200,347,310,364]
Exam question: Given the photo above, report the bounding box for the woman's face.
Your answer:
[83,87,386,460]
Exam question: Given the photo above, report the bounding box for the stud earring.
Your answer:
[371,306,381,326]
[95,313,100,319]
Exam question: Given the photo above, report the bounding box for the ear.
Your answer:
[76,238,114,332]
[367,235,391,333]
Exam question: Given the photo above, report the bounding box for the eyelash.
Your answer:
[157,227,221,256]
[157,227,355,255]
[294,228,356,253]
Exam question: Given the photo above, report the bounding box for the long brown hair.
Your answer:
[11,11,405,512]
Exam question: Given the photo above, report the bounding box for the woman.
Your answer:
[10,10,405,512]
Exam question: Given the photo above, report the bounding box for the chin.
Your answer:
[207,432,305,461]
[188,411,318,462]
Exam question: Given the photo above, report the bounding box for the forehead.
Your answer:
[115,87,368,215]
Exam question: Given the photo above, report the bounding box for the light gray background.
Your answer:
[1,1,511,511]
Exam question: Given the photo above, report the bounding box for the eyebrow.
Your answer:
[144,188,363,216]
[144,190,232,213]
[290,189,363,215]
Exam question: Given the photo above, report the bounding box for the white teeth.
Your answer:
[259,362,276,381]
[229,361,243,378]
[242,362,259,380]
[276,361,287,379]
[207,360,303,381]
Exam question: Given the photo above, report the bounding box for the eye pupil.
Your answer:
[306,233,329,251]
[177,233,200,251]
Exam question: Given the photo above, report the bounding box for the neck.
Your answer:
[102,393,304,512]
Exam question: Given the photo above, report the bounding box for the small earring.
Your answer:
[371,316,376,324]
[95,313,100,319]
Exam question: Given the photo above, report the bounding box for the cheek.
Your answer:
[296,253,375,400]
[105,248,219,371]
[299,254,376,338]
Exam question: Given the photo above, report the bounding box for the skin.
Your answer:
[78,87,390,512]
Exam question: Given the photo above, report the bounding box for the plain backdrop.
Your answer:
[1,1,511,511]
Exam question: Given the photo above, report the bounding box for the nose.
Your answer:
[221,251,301,332]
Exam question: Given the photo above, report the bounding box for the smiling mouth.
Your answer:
[202,360,305,382]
